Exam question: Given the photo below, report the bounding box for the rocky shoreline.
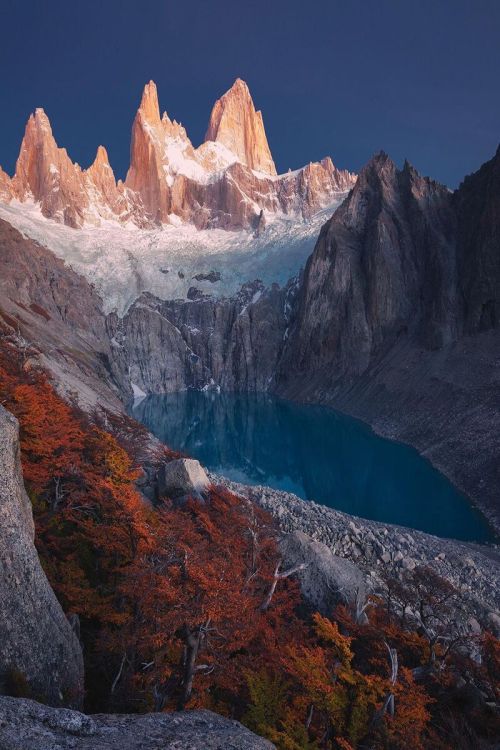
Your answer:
[212,474,500,634]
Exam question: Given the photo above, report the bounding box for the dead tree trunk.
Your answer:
[380,641,398,719]
[260,560,308,612]
[177,619,211,710]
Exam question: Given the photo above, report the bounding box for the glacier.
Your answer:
[0,195,348,316]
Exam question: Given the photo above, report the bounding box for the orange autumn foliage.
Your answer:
[0,333,499,749]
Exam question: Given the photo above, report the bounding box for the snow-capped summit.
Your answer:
[0,79,356,231]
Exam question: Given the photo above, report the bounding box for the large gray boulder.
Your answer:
[158,458,210,502]
[0,696,275,749]
[0,406,84,707]
[280,530,368,615]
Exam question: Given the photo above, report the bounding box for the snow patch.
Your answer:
[131,382,147,400]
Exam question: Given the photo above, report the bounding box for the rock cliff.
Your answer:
[5,109,142,228]
[0,406,84,707]
[108,280,294,395]
[275,150,500,527]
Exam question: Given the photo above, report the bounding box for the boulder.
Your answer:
[486,611,500,637]
[158,458,210,502]
[0,697,275,750]
[280,530,368,616]
[0,406,84,707]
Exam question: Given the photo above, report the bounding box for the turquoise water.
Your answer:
[130,391,495,543]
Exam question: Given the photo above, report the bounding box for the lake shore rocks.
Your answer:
[212,474,500,633]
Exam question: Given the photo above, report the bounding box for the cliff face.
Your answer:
[6,110,142,229]
[205,78,277,175]
[123,79,354,230]
[275,150,500,526]
[0,406,84,707]
[276,153,458,392]
[107,280,295,395]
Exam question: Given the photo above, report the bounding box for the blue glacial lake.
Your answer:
[130,391,495,543]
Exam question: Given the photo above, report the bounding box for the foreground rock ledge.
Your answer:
[0,697,275,750]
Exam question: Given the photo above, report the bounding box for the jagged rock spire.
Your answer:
[205,78,277,175]
[2,79,357,229]
[138,80,161,124]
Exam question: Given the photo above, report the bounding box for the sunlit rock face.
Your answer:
[1,79,356,230]
[8,109,143,228]
[11,108,89,227]
[205,77,277,175]
[0,166,13,201]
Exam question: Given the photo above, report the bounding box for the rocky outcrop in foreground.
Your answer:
[0,697,274,750]
[280,530,368,615]
[0,406,84,707]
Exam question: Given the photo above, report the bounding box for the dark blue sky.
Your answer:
[1,0,499,187]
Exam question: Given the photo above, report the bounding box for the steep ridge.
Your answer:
[0,406,83,707]
[275,150,500,527]
[0,218,121,411]
[0,79,356,230]
[2,110,142,228]
[123,78,355,230]
[276,152,458,389]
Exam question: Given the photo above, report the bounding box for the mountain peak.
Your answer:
[138,80,161,124]
[230,77,250,93]
[26,108,54,138]
[205,79,277,175]
[33,107,49,120]
[2,79,357,230]
[93,145,110,166]
[356,151,397,187]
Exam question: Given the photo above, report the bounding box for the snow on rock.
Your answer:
[1,78,356,232]
[131,382,147,400]
[0,195,348,315]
